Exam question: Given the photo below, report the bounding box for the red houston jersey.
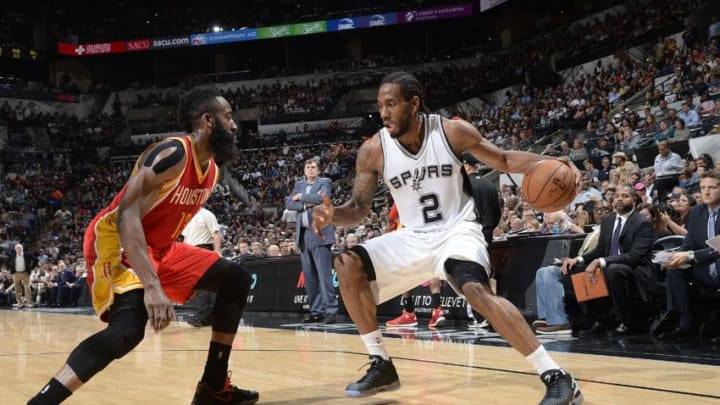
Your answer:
[94,136,219,250]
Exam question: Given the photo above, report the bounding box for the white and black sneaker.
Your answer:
[539,369,583,405]
[345,355,401,397]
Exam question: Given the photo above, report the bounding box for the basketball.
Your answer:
[522,160,577,212]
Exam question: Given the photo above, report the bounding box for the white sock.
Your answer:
[360,330,390,360]
[526,346,561,375]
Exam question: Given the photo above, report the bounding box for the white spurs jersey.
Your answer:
[380,114,477,231]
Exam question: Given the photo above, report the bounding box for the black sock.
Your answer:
[403,295,415,313]
[201,341,232,391]
[431,293,441,309]
[28,378,72,405]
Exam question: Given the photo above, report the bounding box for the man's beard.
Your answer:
[210,118,238,165]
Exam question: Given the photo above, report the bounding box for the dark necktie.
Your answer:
[709,211,718,280]
[610,217,622,256]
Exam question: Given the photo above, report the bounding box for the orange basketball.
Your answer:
[522,160,577,212]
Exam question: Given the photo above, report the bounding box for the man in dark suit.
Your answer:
[561,184,655,334]
[286,158,338,323]
[665,170,720,337]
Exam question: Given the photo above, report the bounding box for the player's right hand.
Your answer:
[144,286,176,333]
[312,193,334,238]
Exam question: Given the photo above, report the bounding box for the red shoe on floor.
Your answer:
[428,307,446,328]
[192,371,259,405]
[385,309,417,327]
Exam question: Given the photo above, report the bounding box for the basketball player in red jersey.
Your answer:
[28,89,258,405]
[312,72,583,405]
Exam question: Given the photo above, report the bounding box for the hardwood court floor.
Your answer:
[1,310,719,404]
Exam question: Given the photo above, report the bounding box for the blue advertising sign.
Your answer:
[190,29,258,46]
[327,17,359,32]
[358,13,398,28]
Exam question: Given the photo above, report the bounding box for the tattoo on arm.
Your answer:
[333,171,377,226]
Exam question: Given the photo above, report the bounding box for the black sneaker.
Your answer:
[345,355,401,397]
[539,369,583,405]
[192,372,259,405]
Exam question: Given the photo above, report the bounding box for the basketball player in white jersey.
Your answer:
[312,72,583,405]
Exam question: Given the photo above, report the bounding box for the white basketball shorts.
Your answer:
[358,220,490,304]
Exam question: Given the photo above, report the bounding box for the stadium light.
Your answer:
[212,25,223,32]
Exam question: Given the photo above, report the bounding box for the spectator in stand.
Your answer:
[673,118,690,141]
[678,102,700,126]
[561,184,655,335]
[542,143,561,157]
[0,267,13,306]
[597,156,612,182]
[568,138,589,162]
[592,136,613,158]
[654,99,670,122]
[663,170,720,338]
[612,152,636,185]
[654,142,685,200]
[584,159,599,184]
[534,210,607,335]
[655,120,676,144]
[559,141,571,157]
[638,203,672,239]
[699,93,715,116]
[570,172,603,210]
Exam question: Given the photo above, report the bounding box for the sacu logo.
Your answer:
[332,269,339,288]
[250,273,257,289]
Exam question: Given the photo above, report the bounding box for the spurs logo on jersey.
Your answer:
[380,114,477,230]
[388,164,453,191]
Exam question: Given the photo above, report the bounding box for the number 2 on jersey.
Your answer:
[420,193,442,223]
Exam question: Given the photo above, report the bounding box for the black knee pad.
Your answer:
[445,259,489,292]
[211,260,252,334]
[197,258,252,295]
[67,291,147,382]
[216,260,252,298]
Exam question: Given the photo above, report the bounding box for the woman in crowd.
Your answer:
[638,203,673,239]
[655,120,675,143]
[673,118,689,140]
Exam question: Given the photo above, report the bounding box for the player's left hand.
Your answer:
[312,193,334,238]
